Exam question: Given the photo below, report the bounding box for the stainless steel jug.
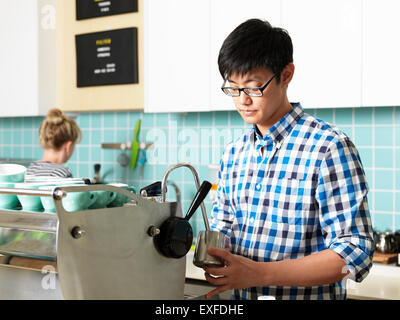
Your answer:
[193,230,228,268]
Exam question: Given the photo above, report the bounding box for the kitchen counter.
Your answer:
[186,253,400,300]
[3,253,395,300]
[346,263,400,300]
[185,251,206,281]
[185,251,233,300]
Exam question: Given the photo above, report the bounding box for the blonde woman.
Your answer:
[27,109,82,177]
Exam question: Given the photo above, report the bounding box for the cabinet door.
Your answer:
[0,0,56,117]
[144,0,210,113]
[281,0,362,109]
[363,0,400,107]
[0,0,39,117]
[210,0,281,111]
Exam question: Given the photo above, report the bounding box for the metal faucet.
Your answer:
[167,181,181,206]
[161,163,210,231]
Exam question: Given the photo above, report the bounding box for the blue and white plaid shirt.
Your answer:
[210,103,374,300]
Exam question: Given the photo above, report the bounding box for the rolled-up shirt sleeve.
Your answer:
[316,136,375,283]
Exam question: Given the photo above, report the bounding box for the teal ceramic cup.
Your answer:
[0,164,26,183]
[63,188,98,212]
[39,187,57,213]
[14,182,59,212]
[89,190,117,209]
[107,183,136,208]
[40,184,97,213]
[0,183,20,210]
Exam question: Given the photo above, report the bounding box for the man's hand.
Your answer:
[202,247,350,299]
[203,247,265,299]
[203,247,351,299]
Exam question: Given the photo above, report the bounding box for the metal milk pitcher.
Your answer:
[193,230,227,268]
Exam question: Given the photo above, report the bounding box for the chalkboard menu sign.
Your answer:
[76,0,138,20]
[75,27,138,87]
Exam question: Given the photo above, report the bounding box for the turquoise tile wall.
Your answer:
[0,106,399,235]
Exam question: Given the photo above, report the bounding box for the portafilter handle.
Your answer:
[161,163,210,231]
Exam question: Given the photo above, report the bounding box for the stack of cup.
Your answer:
[1,167,137,213]
[0,164,27,210]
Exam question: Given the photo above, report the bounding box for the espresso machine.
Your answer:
[0,163,211,299]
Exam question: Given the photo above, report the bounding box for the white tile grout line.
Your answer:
[197,111,201,167]
[165,112,171,187]
[360,0,364,115]
[89,113,92,173]
[127,111,132,183]
[371,188,400,193]
[8,121,394,131]
[113,112,117,182]
[371,107,376,226]
[393,107,397,231]
[153,113,156,183]
[357,146,400,150]
[101,113,104,167]
[352,108,355,144]
[10,118,13,158]
[21,117,24,159]
[31,118,35,159]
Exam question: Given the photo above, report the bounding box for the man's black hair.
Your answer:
[218,19,293,82]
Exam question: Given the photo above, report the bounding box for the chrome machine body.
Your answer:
[0,163,205,299]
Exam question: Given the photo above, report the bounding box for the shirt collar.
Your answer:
[250,102,304,148]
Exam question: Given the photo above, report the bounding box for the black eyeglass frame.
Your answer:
[221,73,278,97]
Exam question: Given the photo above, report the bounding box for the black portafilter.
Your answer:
[154,180,212,258]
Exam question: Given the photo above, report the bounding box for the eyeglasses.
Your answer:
[221,73,277,97]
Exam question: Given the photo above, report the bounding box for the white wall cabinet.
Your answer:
[0,0,57,117]
[144,0,282,113]
[137,0,400,112]
[362,0,400,107]
[144,0,210,113]
[281,0,363,109]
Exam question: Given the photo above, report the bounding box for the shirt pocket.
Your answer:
[262,174,316,225]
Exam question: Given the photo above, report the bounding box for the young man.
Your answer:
[204,19,374,300]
